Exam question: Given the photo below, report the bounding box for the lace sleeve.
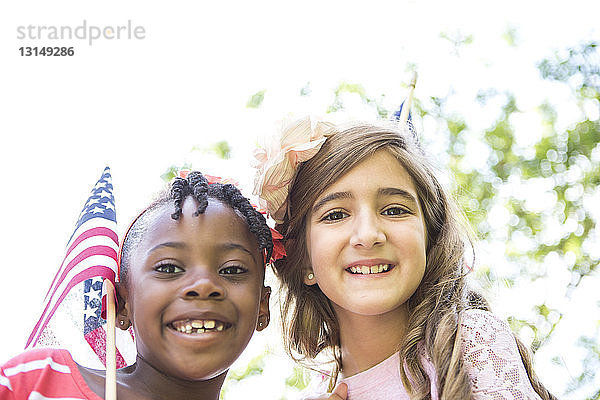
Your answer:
[459,309,542,400]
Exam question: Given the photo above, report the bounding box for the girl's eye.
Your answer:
[155,263,184,274]
[220,265,247,275]
[322,210,348,222]
[382,206,410,216]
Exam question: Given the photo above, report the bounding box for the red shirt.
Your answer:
[1,348,102,400]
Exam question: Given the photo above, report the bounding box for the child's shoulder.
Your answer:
[458,308,520,366]
[457,309,542,399]
[459,308,512,335]
[1,348,99,400]
[2,347,73,369]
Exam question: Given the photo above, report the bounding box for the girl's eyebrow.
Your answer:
[216,242,254,256]
[312,191,353,214]
[216,242,259,264]
[378,187,418,206]
[151,242,253,256]
[148,241,187,253]
[148,241,258,262]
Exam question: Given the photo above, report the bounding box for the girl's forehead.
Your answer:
[325,151,418,195]
[149,198,246,231]
[126,198,262,274]
[139,198,256,249]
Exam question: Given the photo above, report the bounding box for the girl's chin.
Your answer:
[136,353,233,383]
[164,365,230,383]
[332,297,410,318]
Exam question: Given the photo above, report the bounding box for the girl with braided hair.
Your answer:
[254,117,556,400]
[1,171,273,400]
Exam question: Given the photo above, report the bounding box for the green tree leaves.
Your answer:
[247,90,266,108]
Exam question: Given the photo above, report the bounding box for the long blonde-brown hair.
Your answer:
[272,122,555,400]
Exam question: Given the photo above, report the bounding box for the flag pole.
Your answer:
[399,71,418,124]
[103,279,117,400]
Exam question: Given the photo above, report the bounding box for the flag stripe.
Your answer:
[45,227,118,301]
[29,255,117,348]
[43,253,117,315]
[50,246,117,302]
[26,267,116,348]
[45,228,118,302]
[84,326,126,369]
[42,236,118,312]
[27,249,117,347]
[64,228,118,264]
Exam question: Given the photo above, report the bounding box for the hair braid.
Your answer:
[187,171,209,216]
[170,177,191,220]
[219,183,273,261]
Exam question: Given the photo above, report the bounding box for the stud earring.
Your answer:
[119,320,124,326]
[307,272,314,280]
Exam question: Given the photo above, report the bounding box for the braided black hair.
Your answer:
[120,171,273,283]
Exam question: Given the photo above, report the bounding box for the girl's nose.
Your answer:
[181,270,225,300]
[349,211,386,249]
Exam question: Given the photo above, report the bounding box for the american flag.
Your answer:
[392,100,418,139]
[25,167,133,368]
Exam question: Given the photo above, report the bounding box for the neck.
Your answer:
[336,304,409,378]
[118,355,227,400]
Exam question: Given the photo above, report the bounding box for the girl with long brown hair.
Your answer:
[253,117,556,399]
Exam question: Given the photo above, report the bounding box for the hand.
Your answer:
[303,382,348,400]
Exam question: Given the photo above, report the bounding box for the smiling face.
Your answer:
[305,150,427,321]
[119,197,269,381]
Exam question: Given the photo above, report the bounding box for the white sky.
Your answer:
[1,1,599,398]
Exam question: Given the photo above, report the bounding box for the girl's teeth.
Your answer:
[172,319,224,334]
[348,264,391,274]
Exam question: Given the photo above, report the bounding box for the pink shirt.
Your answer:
[341,350,438,400]
[1,348,102,400]
[338,309,542,400]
